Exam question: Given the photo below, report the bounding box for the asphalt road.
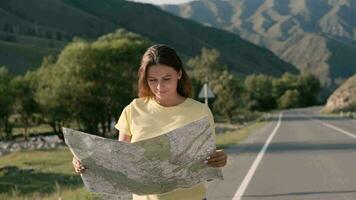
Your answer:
[207,107,356,200]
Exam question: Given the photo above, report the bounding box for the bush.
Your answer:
[278,89,300,109]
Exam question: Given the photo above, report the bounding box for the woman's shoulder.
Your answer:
[127,97,150,108]
[186,98,204,107]
[185,98,214,124]
[185,98,210,112]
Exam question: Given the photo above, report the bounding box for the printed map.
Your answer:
[63,116,223,196]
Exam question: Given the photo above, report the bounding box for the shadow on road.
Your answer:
[244,189,356,198]
[226,141,356,155]
[266,114,356,122]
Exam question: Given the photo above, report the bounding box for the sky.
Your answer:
[128,0,196,5]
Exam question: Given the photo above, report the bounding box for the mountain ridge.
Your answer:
[161,0,356,86]
[0,0,298,76]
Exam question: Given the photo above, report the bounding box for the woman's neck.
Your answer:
[154,94,186,107]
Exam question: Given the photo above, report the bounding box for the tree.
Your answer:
[12,74,39,140]
[35,29,151,137]
[244,74,276,111]
[0,67,14,140]
[33,56,71,140]
[272,72,298,99]
[187,48,226,86]
[296,72,321,106]
[187,48,244,122]
[211,70,243,123]
[187,48,226,104]
[278,89,300,109]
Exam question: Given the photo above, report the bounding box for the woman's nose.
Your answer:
[157,80,164,90]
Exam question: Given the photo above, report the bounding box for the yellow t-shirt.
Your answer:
[115,97,216,200]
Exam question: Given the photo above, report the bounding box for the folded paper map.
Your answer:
[62,116,223,196]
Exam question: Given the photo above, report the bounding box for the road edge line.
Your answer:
[232,112,283,200]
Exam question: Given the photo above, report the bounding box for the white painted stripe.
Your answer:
[232,113,283,200]
[320,122,356,139]
[301,113,356,139]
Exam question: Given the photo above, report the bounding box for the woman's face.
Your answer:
[147,64,182,101]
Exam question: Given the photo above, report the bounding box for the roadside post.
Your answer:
[198,83,215,106]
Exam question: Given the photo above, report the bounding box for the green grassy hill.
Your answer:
[0,40,59,74]
[161,0,356,86]
[0,0,298,76]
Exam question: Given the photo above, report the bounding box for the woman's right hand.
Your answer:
[72,156,86,174]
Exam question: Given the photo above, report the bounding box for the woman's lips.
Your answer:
[157,91,168,94]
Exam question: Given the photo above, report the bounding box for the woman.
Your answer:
[73,44,227,200]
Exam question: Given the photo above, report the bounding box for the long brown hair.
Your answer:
[138,44,192,98]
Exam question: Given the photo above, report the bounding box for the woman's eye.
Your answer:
[163,78,171,81]
[148,79,157,82]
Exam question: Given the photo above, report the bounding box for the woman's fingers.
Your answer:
[206,157,226,164]
[206,154,226,162]
[76,168,86,173]
[72,157,87,173]
[208,161,226,167]
[75,165,86,173]
[205,149,227,167]
[73,157,85,168]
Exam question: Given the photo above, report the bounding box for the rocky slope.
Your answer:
[323,74,356,112]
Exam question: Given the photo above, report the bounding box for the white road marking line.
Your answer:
[232,113,283,200]
[321,122,356,139]
[299,112,356,139]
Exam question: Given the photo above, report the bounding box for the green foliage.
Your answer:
[187,48,225,83]
[11,74,39,140]
[211,71,244,123]
[245,72,321,110]
[0,66,14,140]
[296,72,321,106]
[187,47,320,117]
[0,24,323,140]
[33,56,69,139]
[187,48,245,123]
[244,74,275,111]
[278,89,300,109]
[272,73,298,98]
[187,48,225,103]
[35,29,151,136]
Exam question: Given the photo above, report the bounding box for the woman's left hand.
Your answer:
[205,149,227,168]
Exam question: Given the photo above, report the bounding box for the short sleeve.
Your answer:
[114,105,132,137]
